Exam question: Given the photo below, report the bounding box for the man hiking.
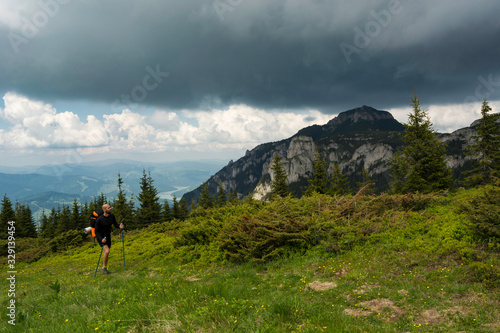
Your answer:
[95,204,124,274]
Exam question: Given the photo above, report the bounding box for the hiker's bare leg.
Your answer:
[102,245,110,268]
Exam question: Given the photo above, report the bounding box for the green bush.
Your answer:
[460,184,500,240]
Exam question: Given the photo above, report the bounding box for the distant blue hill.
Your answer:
[0,159,226,219]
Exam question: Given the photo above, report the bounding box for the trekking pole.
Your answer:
[93,246,103,278]
[121,229,125,269]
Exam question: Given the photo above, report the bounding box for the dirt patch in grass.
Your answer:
[416,306,472,326]
[186,276,201,281]
[306,281,337,291]
[344,298,404,321]
[353,284,379,294]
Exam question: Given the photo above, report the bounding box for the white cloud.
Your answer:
[5,92,496,165]
[0,92,108,148]
[0,93,332,156]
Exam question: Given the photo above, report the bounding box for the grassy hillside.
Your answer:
[2,188,499,332]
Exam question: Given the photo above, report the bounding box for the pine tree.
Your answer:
[15,202,37,238]
[44,208,58,238]
[464,99,500,186]
[179,197,189,220]
[389,91,452,194]
[305,146,329,195]
[69,199,82,230]
[198,182,213,209]
[172,196,180,219]
[356,166,375,195]
[56,205,71,234]
[216,181,227,207]
[39,210,51,238]
[270,153,289,198]
[94,193,108,208]
[0,194,15,238]
[136,169,161,228]
[162,200,172,222]
[113,173,134,225]
[228,190,239,204]
[330,163,349,195]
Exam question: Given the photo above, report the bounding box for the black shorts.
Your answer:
[97,235,112,248]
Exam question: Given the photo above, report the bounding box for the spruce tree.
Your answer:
[136,169,161,228]
[270,152,289,198]
[305,146,329,195]
[0,194,15,238]
[15,202,37,238]
[356,166,375,195]
[56,205,71,234]
[330,163,349,195]
[389,91,452,194]
[464,99,500,186]
[228,190,239,204]
[70,199,82,230]
[179,197,189,220]
[45,208,58,238]
[113,173,134,225]
[198,182,213,209]
[39,210,51,238]
[172,196,180,219]
[216,181,227,207]
[162,200,172,222]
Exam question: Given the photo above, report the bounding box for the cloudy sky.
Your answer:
[0,0,499,167]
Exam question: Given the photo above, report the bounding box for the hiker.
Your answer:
[95,204,124,274]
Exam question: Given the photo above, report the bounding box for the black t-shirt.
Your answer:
[95,213,120,242]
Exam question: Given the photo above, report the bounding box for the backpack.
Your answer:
[90,209,104,238]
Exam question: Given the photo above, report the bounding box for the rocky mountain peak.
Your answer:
[325,105,397,131]
[295,106,404,140]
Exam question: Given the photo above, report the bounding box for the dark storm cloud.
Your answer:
[1,0,499,112]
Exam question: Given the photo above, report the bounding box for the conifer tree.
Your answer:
[45,208,58,238]
[198,182,213,209]
[228,190,239,204]
[70,199,82,230]
[305,146,329,195]
[356,166,375,195]
[330,163,349,195]
[113,173,134,225]
[162,200,172,222]
[136,169,161,227]
[0,194,15,238]
[270,152,289,198]
[179,197,189,220]
[39,210,51,238]
[389,91,452,194]
[172,196,180,219]
[56,205,71,234]
[15,202,37,238]
[216,181,227,207]
[464,99,500,186]
[94,193,108,208]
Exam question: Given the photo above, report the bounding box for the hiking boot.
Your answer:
[102,267,112,275]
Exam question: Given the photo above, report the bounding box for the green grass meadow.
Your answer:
[2,189,500,332]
